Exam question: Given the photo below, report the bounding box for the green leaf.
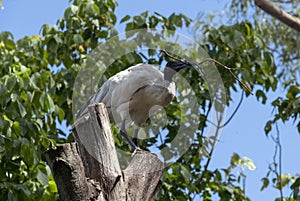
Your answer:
[36,118,43,129]
[16,184,31,196]
[10,93,18,102]
[46,93,55,112]
[230,153,240,167]
[254,35,263,48]
[256,89,267,104]
[40,92,55,112]
[17,100,27,118]
[36,169,49,186]
[148,49,156,56]
[0,83,7,94]
[57,107,65,122]
[70,5,78,14]
[93,3,100,15]
[233,30,245,47]
[0,116,6,129]
[264,120,273,135]
[20,139,38,166]
[39,91,46,109]
[180,165,191,181]
[12,121,21,135]
[47,37,58,53]
[291,177,300,190]
[263,51,274,68]
[5,75,17,91]
[41,24,51,36]
[181,14,191,26]
[125,22,135,36]
[0,31,14,41]
[98,30,108,38]
[261,177,269,191]
[29,73,40,90]
[4,39,15,50]
[16,75,25,89]
[276,174,292,189]
[287,85,300,99]
[86,2,99,15]
[120,15,131,23]
[174,14,183,27]
[48,180,58,193]
[73,34,84,45]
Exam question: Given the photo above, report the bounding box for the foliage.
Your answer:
[0,0,299,200]
[0,31,60,200]
[224,0,300,134]
[193,0,300,200]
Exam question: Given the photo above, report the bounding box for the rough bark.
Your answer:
[255,0,300,32]
[45,103,163,201]
[45,143,102,201]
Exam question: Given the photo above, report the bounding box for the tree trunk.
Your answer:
[45,103,163,201]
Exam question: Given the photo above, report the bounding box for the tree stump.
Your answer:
[45,103,163,201]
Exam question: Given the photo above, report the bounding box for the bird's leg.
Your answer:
[132,126,139,146]
[120,121,138,150]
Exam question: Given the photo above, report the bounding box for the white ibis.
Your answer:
[76,61,193,150]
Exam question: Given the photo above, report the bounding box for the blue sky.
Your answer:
[1,0,299,200]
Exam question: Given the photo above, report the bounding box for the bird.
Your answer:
[76,61,193,150]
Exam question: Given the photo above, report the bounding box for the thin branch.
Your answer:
[161,49,253,94]
[276,123,283,201]
[206,91,244,128]
[194,103,224,188]
[254,0,300,32]
[194,117,222,187]
[273,0,294,3]
[203,101,213,132]
[271,123,284,200]
[196,58,253,94]
[242,173,247,196]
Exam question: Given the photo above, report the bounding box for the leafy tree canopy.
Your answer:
[0,0,299,200]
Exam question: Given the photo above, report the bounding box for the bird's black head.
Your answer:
[164,61,193,82]
[166,61,193,72]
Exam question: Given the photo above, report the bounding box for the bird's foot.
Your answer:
[120,130,138,150]
[131,146,142,157]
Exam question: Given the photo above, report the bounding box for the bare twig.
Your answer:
[273,0,294,3]
[161,49,253,94]
[194,115,222,188]
[255,0,300,32]
[161,49,185,62]
[206,91,244,128]
[196,58,253,94]
[271,123,284,200]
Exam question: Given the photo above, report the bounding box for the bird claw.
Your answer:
[131,147,142,157]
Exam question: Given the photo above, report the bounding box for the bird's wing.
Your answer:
[75,78,117,118]
[76,63,163,119]
[108,64,164,105]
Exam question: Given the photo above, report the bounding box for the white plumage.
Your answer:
[76,61,192,149]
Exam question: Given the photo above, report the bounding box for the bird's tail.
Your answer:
[75,94,95,119]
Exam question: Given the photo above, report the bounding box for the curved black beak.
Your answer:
[166,61,193,72]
